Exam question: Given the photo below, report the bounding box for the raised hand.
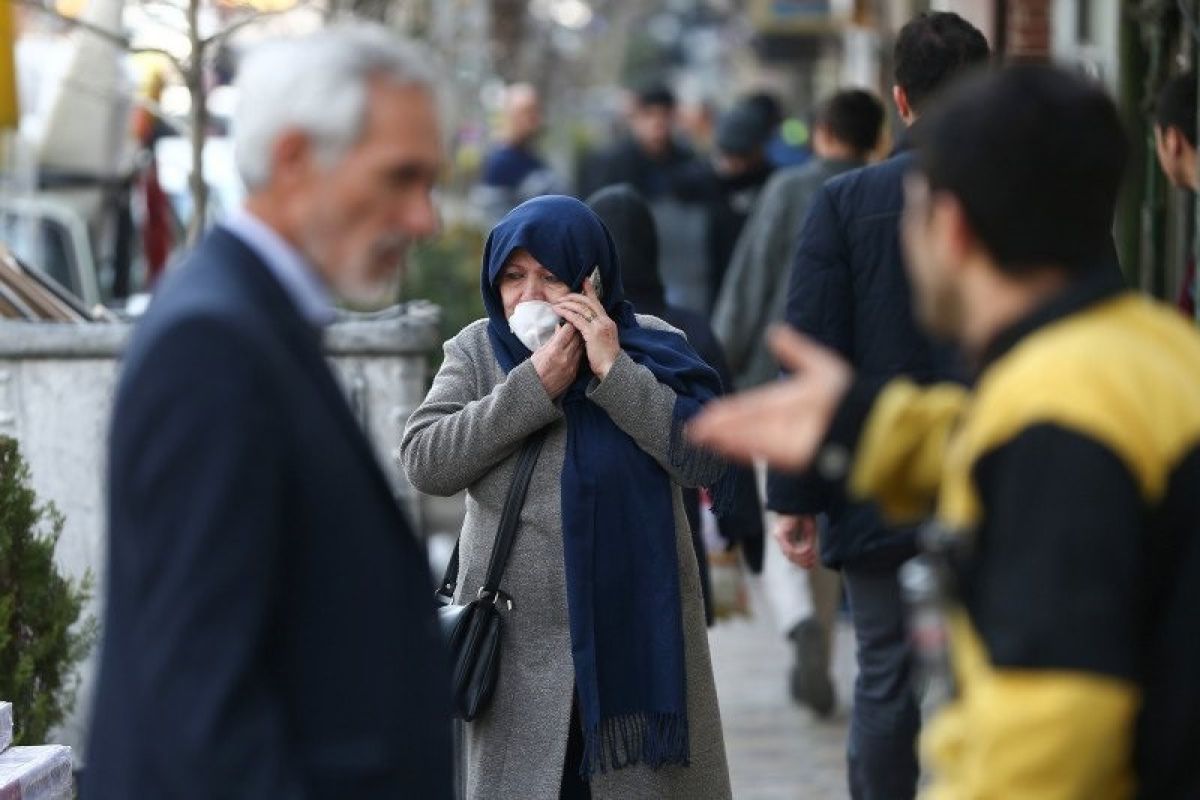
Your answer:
[531,322,583,399]
[687,326,853,470]
[553,279,621,380]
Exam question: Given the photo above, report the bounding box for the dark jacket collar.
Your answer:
[892,118,924,157]
[980,268,1129,370]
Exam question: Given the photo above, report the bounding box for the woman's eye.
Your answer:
[544,275,563,285]
[502,272,522,282]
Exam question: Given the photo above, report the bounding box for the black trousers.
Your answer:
[560,694,591,799]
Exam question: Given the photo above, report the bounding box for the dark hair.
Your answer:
[894,12,990,112]
[916,65,1128,275]
[813,89,885,155]
[744,92,785,129]
[1156,73,1197,147]
[635,82,676,110]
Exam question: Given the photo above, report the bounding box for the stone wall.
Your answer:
[0,308,439,763]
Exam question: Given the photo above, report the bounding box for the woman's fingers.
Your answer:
[557,294,606,322]
[556,305,593,335]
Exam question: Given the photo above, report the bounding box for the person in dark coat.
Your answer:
[765,13,989,800]
[703,102,775,310]
[588,184,765,623]
[83,25,452,800]
[578,84,704,202]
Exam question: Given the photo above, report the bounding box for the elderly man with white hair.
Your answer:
[83,23,452,799]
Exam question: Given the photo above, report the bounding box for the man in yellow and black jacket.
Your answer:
[690,65,1200,798]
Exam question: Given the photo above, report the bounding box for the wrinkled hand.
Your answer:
[687,326,853,470]
[531,323,582,399]
[774,514,819,569]
[554,279,621,380]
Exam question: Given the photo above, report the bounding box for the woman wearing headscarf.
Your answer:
[401,195,732,799]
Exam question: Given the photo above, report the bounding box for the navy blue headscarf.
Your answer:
[481,195,723,777]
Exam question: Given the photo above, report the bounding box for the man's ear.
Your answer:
[269,129,316,190]
[932,193,978,269]
[893,85,913,123]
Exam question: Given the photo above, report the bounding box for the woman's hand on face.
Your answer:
[531,322,583,399]
[554,280,621,380]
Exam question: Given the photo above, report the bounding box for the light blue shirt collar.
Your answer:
[221,208,337,328]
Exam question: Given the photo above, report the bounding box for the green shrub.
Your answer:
[402,222,487,371]
[0,436,96,744]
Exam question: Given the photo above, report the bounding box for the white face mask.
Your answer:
[508,300,560,352]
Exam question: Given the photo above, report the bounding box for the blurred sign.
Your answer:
[749,0,838,34]
[0,0,16,129]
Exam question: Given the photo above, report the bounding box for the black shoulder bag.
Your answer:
[436,429,547,721]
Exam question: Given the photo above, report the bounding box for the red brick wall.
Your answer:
[1006,0,1052,60]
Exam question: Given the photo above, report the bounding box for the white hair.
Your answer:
[232,23,435,190]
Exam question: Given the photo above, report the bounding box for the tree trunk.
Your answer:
[186,0,209,245]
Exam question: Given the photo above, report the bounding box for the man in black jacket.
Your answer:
[84,25,453,799]
[765,12,988,799]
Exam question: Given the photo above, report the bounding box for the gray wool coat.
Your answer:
[400,316,732,800]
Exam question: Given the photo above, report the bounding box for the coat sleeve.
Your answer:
[586,350,723,488]
[712,172,791,377]
[767,185,854,515]
[112,316,304,800]
[400,331,563,496]
[841,378,968,523]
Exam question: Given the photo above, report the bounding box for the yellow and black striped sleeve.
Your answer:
[829,377,969,524]
[926,422,1143,800]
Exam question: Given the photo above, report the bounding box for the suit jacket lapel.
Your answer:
[203,229,407,523]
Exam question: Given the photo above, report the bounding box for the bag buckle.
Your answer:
[477,587,514,612]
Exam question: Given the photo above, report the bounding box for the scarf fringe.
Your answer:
[669,416,738,518]
[579,711,690,779]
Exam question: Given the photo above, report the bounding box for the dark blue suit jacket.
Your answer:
[84,228,452,799]
[766,146,960,569]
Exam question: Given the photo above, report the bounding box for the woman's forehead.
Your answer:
[503,249,553,274]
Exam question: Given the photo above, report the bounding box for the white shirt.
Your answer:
[221,208,336,327]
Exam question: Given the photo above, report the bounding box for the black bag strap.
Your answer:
[437,428,548,604]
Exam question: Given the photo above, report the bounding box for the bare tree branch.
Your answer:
[15,0,188,74]
[200,1,318,49]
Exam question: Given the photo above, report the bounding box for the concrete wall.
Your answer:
[0,308,439,762]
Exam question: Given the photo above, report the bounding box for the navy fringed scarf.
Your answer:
[481,196,724,778]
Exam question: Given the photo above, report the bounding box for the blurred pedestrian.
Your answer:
[713,87,885,720]
[84,24,452,800]
[763,12,989,799]
[131,68,174,291]
[579,82,711,314]
[703,101,776,310]
[578,83,700,201]
[746,91,812,168]
[1153,72,1198,318]
[471,83,566,225]
[401,195,733,799]
[691,63,1200,800]
[715,89,886,391]
[587,183,766,624]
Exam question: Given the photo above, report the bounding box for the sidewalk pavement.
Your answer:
[709,581,858,800]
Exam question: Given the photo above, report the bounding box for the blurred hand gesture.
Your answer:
[687,326,853,471]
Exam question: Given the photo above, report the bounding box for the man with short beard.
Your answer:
[85,24,452,799]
